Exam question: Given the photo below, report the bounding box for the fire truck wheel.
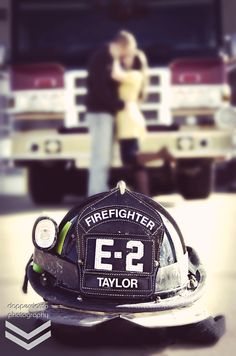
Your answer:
[28,164,65,204]
[176,159,213,200]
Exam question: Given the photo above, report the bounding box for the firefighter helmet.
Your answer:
[24,182,224,342]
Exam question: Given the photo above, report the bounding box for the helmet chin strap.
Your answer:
[22,254,33,294]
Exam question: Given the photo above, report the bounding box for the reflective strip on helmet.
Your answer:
[33,263,43,273]
[57,221,72,255]
[155,251,189,293]
[158,212,185,261]
[159,230,177,267]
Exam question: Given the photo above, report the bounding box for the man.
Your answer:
[86,31,137,196]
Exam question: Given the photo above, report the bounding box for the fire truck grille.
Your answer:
[64,68,171,128]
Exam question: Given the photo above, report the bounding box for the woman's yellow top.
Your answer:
[116,70,146,140]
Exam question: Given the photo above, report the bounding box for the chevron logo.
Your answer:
[5,320,51,350]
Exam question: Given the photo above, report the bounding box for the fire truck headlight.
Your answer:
[177,137,194,150]
[45,140,61,154]
[36,97,49,110]
[29,95,38,108]
[14,91,64,112]
[16,94,38,110]
[186,116,197,126]
[221,85,231,102]
[33,217,58,250]
[51,93,65,110]
[215,107,236,129]
[17,95,29,110]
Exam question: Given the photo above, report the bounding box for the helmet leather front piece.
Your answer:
[76,187,165,300]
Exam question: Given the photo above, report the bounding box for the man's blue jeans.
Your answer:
[87,112,114,196]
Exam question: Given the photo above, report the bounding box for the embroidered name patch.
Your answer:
[81,235,155,297]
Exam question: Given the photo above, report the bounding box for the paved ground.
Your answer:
[0,191,235,355]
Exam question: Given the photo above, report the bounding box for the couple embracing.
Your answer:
[86,31,171,197]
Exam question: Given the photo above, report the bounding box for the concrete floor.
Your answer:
[0,191,236,355]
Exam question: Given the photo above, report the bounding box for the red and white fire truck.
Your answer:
[0,0,236,203]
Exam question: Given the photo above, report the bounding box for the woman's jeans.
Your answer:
[87,112,114,196]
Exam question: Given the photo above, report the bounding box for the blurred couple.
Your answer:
[86,31,172,197]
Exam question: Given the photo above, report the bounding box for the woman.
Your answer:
[112,50,173,195]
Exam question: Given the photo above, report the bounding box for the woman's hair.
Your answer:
[113,30,137,51]
[132,50,149,102]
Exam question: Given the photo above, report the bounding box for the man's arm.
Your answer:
[111,59,127,82]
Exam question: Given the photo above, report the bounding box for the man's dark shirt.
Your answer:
[86,46,124,114]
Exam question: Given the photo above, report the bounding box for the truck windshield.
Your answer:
[13,0,221,66]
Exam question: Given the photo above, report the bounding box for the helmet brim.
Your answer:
[29,297,209,328]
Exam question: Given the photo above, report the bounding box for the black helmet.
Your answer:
[24,182,224,342]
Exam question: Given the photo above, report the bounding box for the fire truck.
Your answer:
[0,0,236,203]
